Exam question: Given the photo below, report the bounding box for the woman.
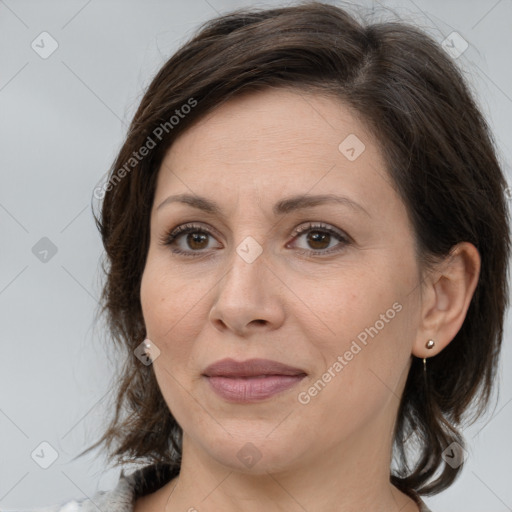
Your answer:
[32,2,511,511]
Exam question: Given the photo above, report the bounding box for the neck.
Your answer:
[146,429,420,512]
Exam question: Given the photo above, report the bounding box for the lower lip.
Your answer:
[205,375,306,403]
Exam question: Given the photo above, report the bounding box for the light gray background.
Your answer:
[0,0,511,510]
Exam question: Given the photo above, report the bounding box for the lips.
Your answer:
[203,358,307,378]
[202,358,307,403]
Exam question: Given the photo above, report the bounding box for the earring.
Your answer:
[423,339,435,372]
[143,339,153,364]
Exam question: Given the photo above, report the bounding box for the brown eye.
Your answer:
[289,222,351,256]
[305,230,331,250]
[161,223,221,257]
[161,221,351,258]
[186,232,209,250]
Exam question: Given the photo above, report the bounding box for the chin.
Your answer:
[193,424,308,475]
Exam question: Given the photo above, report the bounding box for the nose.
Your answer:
[209,245,286,337]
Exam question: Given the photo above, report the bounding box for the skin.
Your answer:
[135,87,480,512]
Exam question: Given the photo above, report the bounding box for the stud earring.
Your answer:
[423,339,435,373]
[143,339,153,363]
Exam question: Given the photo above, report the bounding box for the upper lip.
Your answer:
[202,358,307,378]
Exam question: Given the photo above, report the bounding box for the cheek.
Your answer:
[307,265,418,395]
[298,305,415,444]
[140,263,200,415]
[141,258,201,341]
[140,259,216,396]
[140,264,168,340]
[305,267,402,346]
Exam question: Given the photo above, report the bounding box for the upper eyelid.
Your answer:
[293,222,349,238]
[165,221,350,244]
[169,222,222,240]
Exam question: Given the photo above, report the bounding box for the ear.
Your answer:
[412,242,481,359]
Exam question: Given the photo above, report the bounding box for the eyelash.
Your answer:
[159,222,352,258]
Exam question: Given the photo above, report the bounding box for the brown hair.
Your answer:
[81,1,511,497]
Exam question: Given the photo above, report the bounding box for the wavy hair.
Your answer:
[80,1,510,498]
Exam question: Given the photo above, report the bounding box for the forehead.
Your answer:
[155,87,397,218]
[166,87,370,162]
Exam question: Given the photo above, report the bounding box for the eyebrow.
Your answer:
[156,193,370,217]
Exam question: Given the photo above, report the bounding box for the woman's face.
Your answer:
[140,88,424,474]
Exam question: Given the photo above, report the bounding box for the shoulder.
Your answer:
[3,463,178,512]
[5,474,135,512]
